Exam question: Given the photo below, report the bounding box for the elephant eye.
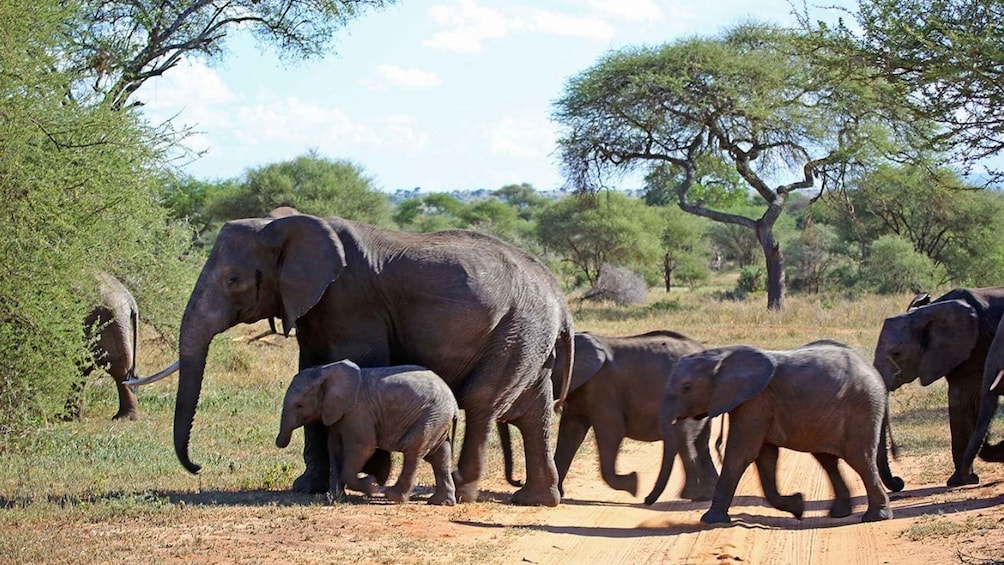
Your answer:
[681,382,692,394]
[227,274,239,286]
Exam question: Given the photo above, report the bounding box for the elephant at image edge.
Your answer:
[654,340,903,524]
[173,213,573,506]
[276,360,459,505]
[499,330,718,502]
[873,287,1004,487]
[957,313,1004,484]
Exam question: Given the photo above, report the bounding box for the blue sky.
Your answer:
[137,0,853,193]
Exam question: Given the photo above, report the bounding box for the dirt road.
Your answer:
[85,431,1004,564]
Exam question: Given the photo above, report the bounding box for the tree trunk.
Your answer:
[663,253,673,292]
[756,222,785,310]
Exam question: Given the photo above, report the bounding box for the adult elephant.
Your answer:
[957,315,1004,485]
[500,330,717,501]
[873,287,1004,487]
[173,213,573,506]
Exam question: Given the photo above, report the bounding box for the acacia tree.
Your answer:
[833,0,1004,174]
[553,24,904,309]
[66,0,394,109]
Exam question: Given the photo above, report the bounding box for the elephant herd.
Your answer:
[78,211,1004,525]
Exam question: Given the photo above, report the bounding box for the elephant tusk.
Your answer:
[991,369,1004,392]
[123,360,180,387]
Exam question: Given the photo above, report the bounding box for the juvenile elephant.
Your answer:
[276,360,459,505]
[656,340,903,524]
[174,213,573,506]
[500,331,717,501]
[873,287,1004,486]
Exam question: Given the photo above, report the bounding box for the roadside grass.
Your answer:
[0,282,985,563]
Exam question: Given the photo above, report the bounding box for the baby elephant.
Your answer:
[276,360,458,505]
[661,340,902,524]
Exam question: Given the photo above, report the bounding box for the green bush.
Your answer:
[858,235,943,294]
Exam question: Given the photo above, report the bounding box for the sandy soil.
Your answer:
[78,433,1004,565]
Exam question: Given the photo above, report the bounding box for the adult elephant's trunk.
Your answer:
[173,301,223,475]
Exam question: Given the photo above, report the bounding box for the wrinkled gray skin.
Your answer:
[659,340,903,524]
[873,288,1004,487]
[75,272,140,420]
[276,360,459,505]
[174,213,573,506]
[500,330,717,501]
[958,314,1004,482]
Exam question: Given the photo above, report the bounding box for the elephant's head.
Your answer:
[662,346,775,423]
[176,214,346,473]
[276,360,362,449]
[872,299,979,391]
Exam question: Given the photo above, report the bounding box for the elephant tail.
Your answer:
[552,322,574,414]
[128,305,139,382]
[879,402,905,492]
[497,422,523,488]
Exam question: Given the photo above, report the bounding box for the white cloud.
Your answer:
[360,65,442,90]
[531,10,614,41]
[484,116,556,158]
[233,96,428,153]
[582,0,663,21]
[137,57,235,129]
[425,0,520,53]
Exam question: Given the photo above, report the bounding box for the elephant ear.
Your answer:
[319,360,362,426]
[709,346,775,418]
[568,332,609,393]
[260,214,347,334]
[917,299,979,386]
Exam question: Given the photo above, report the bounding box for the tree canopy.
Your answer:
[553,23,910,309]
[66,0,395,109]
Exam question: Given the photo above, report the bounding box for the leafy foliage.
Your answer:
[858,235,943,294]
[66,0,395,109]
[207,152,393,226]
[0,0,196,439]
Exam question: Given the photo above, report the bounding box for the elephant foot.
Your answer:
[700,508,732,524]
[427,490,457,506]
[453,473,480,504]
[511,484,560,507]
[111,410,138,421]
[680,480,715,502]
[385,484,410,504]
[292,470,330,494]
[776,493,805,519]
[979,441,1004,462]
[828,497,852,518]
[861,507,892,522]
[611,472,639,497]
[946,471,979,488]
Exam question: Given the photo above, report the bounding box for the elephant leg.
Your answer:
[980,439,1004,462]
[813,452,851,518]
[955,391,998,485]
[340,443,378,498]
[703,410,766,524]
[592,414,636,496]
[677,417,717,502]
[425,441,457,506]
[946,380,980,487]
[453,411,491,504]
[386,451,419,504]
[553,412,590,496]
[754,443,804,519]
[112,380,139,421]
[293,422,332,494]
[508,384,560,507]
[843,448,892,522]
[362,449,392,486]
